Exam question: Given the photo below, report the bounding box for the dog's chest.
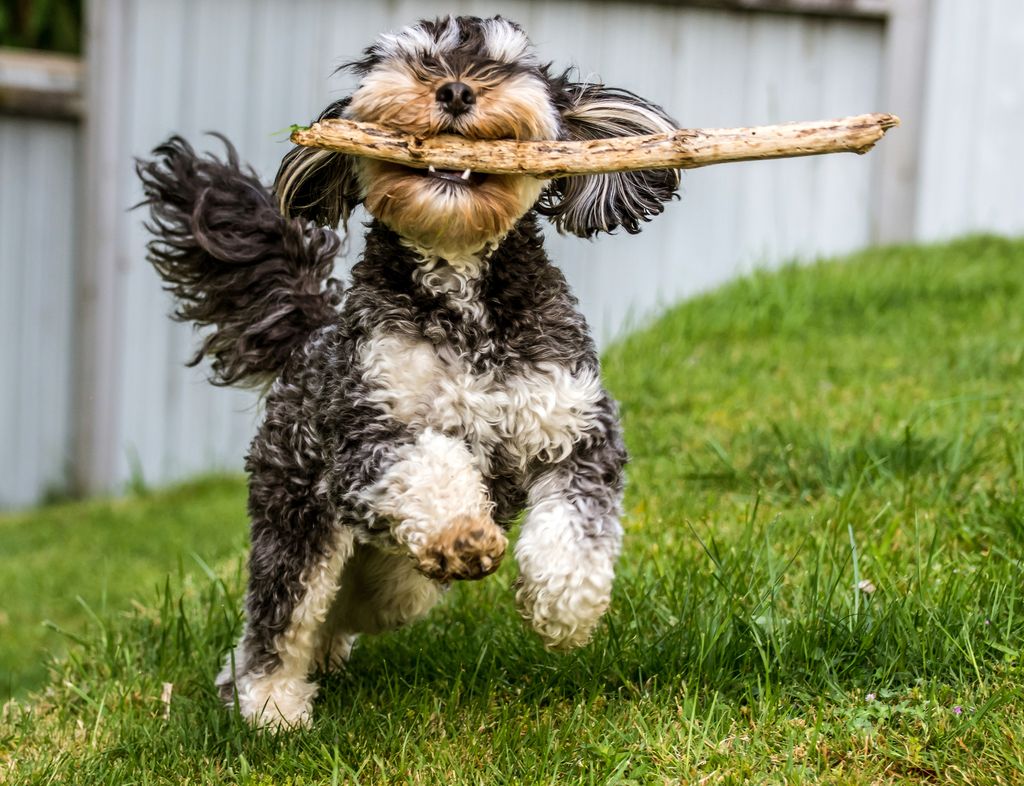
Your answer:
[359,331,602,472]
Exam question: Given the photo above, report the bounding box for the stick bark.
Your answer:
[290,113,900,178]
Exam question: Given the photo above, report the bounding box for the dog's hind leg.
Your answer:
[216,398,355,730]
[217,511,353,729]
[514,396,628,651]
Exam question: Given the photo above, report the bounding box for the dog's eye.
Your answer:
[418,54,441,72]
[408,59,439,84]
[466,61,519,86]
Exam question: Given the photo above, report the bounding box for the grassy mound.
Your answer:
[3,235,1023,784]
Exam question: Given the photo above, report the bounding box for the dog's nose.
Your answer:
[435,81,476,116]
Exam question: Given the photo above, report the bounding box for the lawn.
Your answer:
[0,476,249,698]
[2,235,1023,784]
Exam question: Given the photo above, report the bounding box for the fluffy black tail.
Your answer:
[137,135,342,387]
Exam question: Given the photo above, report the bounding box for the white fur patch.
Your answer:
[481,18,535,64]
[514,493,621,650]
[377,18,462,61]
[361,429,493,551]
[219,528,355,729]
[377,17,540,69]
[359,331,605,475]
[224,661,319,731]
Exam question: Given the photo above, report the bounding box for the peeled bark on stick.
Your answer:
[290,113,900,178]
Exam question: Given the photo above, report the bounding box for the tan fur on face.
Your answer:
[347,58,558,254]
[347,60,559,141]
[463,73,561,141]
[347,61,440,136]
[360,160,545,256]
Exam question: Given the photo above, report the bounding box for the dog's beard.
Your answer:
[360,160,545,257]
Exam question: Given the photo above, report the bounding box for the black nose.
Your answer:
[435,81,476,116]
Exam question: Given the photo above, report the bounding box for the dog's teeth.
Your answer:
[461,169,471,180]
[428,165,437,173]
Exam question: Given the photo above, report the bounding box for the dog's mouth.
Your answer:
[403,128,509,188]
[414,164,489,187]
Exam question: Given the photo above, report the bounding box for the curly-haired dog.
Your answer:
[138,15,679,729]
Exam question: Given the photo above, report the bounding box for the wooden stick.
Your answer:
[290,113,900,178]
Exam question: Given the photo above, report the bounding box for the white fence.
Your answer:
[915,0,1024,240]
[0,51,81,506]
[0,116,80,505]
[1,0,1022,507]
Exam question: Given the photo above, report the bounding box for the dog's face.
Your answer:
[276,16,680,255]
[345,17,561,255]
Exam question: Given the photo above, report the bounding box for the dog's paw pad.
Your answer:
[416,514,507,582]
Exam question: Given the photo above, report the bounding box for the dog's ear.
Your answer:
[274,98,361,229]
[538,80,680,238]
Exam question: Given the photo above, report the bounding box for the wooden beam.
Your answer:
[291,113,900,177]
[0,47,83,120]
[604,0,890,20]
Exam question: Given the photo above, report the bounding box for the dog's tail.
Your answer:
[137,135,342,387]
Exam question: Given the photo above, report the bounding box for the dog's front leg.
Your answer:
[515,403,627,650]
[361,428,507,582]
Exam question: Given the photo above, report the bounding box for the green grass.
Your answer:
[3,235,1024,784]
[0,476,249,698]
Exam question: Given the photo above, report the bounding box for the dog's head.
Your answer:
[276,15,679,256]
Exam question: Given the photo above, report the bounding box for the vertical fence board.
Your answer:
[117,0,184,486]
[915,0,1024,240]
[0,118,78,506]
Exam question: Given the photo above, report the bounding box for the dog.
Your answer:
[138,14,679,728]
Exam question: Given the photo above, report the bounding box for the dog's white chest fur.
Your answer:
[360,330,603,472]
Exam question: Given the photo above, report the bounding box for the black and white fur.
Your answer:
[138,15,679,729]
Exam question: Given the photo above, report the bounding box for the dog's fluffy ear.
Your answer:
[538,81,681,238]
[274,98,361,229]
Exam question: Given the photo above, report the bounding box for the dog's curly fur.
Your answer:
[138,15,680,729]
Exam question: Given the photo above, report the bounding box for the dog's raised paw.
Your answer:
[415,514,507,582]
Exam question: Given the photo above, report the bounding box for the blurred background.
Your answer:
[1,0,1022,509]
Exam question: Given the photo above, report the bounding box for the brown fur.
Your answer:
[361,161,544,255]
[411,513,508,582]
